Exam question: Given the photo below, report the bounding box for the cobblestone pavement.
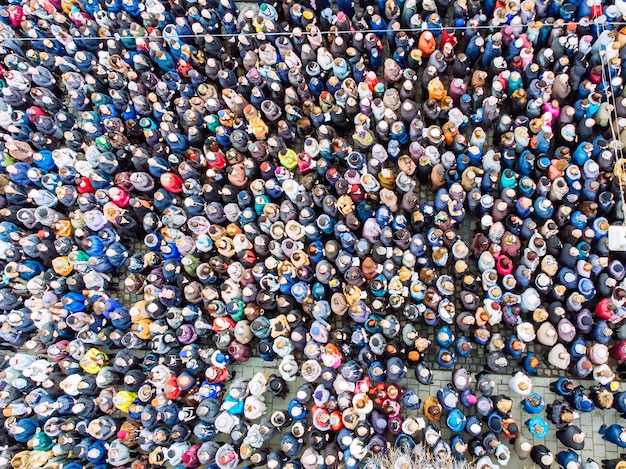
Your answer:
[226,358,624,468]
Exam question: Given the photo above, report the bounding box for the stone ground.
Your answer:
[99,2,626,466]
[225,358,625,467]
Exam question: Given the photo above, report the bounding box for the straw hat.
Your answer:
[427,125,444,145]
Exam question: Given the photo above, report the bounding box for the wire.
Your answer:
[3,18,626,42]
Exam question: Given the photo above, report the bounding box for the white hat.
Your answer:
[248,372,269,396]
[301,360,322,382]
[215,412,238,433]
[517,323,536,343]
[470,423,482,434]
[591,345,609,363]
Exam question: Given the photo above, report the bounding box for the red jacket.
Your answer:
[440,29,458,50]
[596,298,613,320]
[611,340,626,362]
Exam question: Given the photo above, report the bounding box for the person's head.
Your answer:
[541,453,554,466]
[598,391,613,407]
[408,350,420,362]
[527,396,540,406]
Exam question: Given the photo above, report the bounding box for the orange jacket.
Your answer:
[418,31,437,57]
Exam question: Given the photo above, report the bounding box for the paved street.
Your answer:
[222,358,623,467]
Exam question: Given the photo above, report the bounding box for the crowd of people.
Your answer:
[1,0,626,466]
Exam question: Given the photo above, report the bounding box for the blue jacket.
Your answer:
[556,450,582,468]
[600,424,626,447]
[522,393,546,414]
